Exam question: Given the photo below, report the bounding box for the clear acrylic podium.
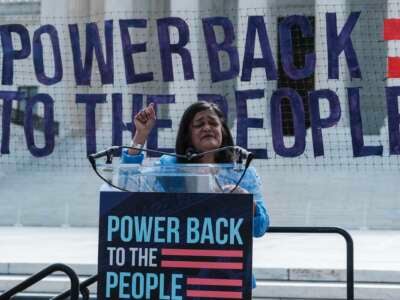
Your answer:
[101,162,247,193]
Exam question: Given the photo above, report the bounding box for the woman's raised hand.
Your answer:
[128,103,156,155]
[134,103,156,137]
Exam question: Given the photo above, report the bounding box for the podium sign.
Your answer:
[98,191,253,300]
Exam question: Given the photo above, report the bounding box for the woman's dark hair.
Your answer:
[175,101,234,163]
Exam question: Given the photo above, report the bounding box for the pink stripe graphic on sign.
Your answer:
[161,248,243,257]
[186,289,242,299]
[161,260,243,270]
[187,277,243,287]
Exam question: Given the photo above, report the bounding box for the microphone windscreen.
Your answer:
[185,147,197,160]
[235,146,251,158]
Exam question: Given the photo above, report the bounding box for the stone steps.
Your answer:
[3,263,400,282]
[254,267,400,283]
[1,265,400,300]
[1,276,399,300]
[254,280,400,300]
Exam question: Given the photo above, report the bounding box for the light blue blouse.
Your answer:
[121,150,270,287]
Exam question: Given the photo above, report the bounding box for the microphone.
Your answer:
[234,146,254,169]
[185,147,201,161]
[229,146,254,171]
[87,146,120,165]
[234,146,253,159]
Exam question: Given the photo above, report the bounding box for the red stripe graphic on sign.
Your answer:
[384,19,400,40]
[186,290,242,299]
[388,56,400,78]
[161,260,243,270]
[187,277,242,287]
[161,248,243,257]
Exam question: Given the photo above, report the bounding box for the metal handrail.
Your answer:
[55,274,98,300]
[268,226,354,300]
[52,227,354,300]
[0,263,80,300]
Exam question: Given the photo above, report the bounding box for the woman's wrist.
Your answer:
[133,131,149,145]
[128,132,149,155]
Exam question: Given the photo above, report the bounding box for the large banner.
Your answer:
[98,192,253,300]
[1,1,399,170]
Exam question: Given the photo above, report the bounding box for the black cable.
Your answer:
[87,154,130,192]
[229,153,254,193]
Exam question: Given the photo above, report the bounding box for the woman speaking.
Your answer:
[121,101,269,287]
